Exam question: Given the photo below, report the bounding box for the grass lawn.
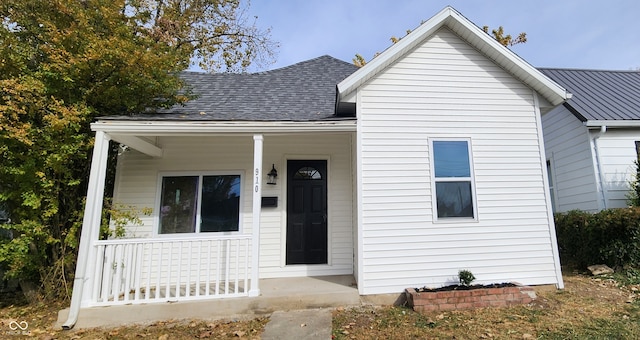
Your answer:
[1,273,638,339]
[334,273,640,339]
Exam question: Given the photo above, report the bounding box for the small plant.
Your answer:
[458,269,476,286]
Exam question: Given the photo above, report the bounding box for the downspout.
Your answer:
[62,131,110,329]
[592,125,608,210]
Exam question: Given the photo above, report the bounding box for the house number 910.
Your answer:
[255,168,260,192]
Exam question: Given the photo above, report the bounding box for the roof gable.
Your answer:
[337,6,569,108]
[540,68,640,123]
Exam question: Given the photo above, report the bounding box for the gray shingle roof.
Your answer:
[539,68,640,121]
[102,55,358,121]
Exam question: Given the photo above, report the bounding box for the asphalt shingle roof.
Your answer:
[540,68,640,121]
[102,55,358,121]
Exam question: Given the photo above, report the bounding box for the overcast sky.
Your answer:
[241,0,639,72]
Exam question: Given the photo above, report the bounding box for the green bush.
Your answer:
[555,208,640,269]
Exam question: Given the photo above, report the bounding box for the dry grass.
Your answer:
[0,296,267,339]
[1,273,639,339]
[333,273,640,339]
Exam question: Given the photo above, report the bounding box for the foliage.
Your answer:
[554,208,640,269]
[458,269,476,286]
[627,158,640,206]
[353,24,525,67]
[481,26,527,46]
[0,0,274,301]
[100,199,152,239]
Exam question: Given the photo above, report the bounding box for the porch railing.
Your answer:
[90,235,251,306]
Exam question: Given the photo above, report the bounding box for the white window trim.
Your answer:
[154,170,244,237]
[429,138,478,223]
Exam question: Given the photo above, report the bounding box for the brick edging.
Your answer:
[405,284,536,312]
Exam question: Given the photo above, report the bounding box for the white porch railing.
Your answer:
[90,235,252,306]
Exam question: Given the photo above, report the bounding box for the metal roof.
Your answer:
[540,68,640,121]
[101,55,358,121]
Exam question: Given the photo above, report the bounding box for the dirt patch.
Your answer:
[414,282,516,292]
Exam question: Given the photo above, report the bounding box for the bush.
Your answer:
[555,208,640,269]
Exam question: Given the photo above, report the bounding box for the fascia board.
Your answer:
[91,120,357,135]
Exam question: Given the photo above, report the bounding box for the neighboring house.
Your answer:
[540,68,640,212]
[65,6,568,326]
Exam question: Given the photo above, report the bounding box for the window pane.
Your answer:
[433,141,470,177]
[159,176,198,234]
[436,181,473,218]
[294,167,322,180]
[201,175,241,232]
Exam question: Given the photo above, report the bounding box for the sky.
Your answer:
[239,0,640,72]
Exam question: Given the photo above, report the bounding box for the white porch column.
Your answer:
[63,131,111,329]
[249,134,263,297]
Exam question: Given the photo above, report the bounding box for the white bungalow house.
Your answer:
[540,68,640,212]
[64,6,568,326]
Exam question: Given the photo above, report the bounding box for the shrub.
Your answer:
[555,208,640,269]
[458,269,476,286]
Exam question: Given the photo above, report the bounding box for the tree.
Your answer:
[627,158,640,207]
[0,0,275,301]
[482,25,527,47]
[353,25,526,67]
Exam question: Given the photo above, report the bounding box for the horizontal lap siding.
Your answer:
[113,136,253,238]
[541,106,598,212]
[358,28,559,294]
[592,130,640,209]
[113,134,354,278]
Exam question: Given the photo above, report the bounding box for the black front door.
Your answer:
[286,160,328,265]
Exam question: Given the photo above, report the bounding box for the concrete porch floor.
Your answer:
[56,275,390,329]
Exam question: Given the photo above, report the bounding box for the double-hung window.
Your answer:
[430,139,476,220]
[158,173,242,234]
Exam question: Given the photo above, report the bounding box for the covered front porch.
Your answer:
[58,275,361,329]
[63,120,357,327]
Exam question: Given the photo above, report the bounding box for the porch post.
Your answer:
[249,134,263,296]
[62,131,111,329]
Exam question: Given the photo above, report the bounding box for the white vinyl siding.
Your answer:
[357,28,560,294]
[542,105,600,212]
[589,129,640,209]
[112,133,354,278]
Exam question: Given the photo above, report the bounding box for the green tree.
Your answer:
[0,0,275,301]
[353,25,526,67]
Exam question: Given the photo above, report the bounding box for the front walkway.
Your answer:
[56,275,365,329]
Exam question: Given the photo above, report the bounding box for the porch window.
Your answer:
[430,139,476,220]
[159,174,241,234]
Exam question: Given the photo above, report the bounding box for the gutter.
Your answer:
[591,125,608,209]
[91,120,357,135]
[586,120,640,128]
